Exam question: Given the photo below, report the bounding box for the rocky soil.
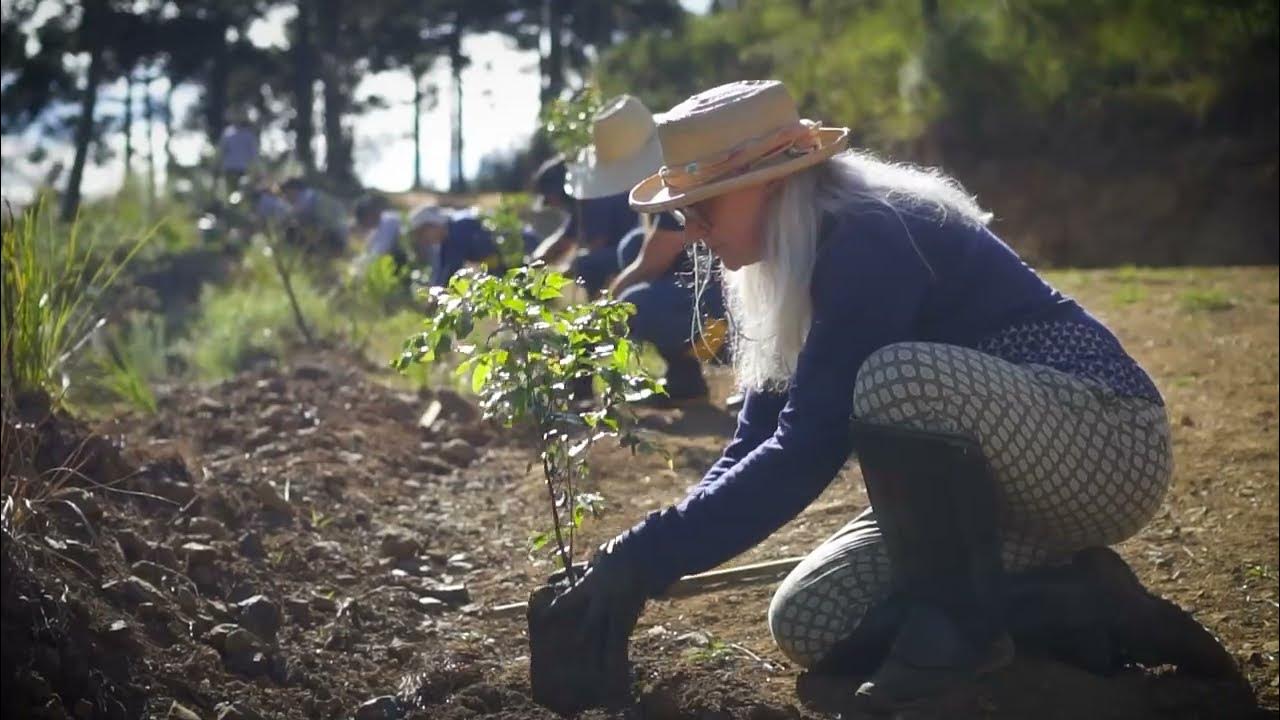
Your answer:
[2,267,1276,719]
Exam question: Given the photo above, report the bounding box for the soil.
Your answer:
[2,266,1276,719]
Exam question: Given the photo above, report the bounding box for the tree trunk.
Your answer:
[319,0,351,187]
[61,12,105,222]
[449,17,466,193]
[918,0,944,166]
[921,0,940,31]
[450,59,464,192]
[205,13,230,147]
[162,79,174,187]
[145,72,156,206]
[412,71,423,189]
[291,0,316,174]
[123,71,134,182]
[539,0,565,107]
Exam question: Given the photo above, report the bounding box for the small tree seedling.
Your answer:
[481,194,533,272]
[394,264,662,582]
[540,85,604,159]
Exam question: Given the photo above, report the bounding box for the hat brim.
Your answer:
[629,127,850,213]
[566,134,664,200]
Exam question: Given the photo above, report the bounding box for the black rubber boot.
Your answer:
[998,561,1117,674]
[812,559,1113,680]
[848,420,1012,712]
[817,547,1248,688]
[999,548,1246,682]
[812,547,1247,697]
[1071,546,1246,682]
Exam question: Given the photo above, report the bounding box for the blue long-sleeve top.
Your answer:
[618,199,1161,596]
[430,214,540,287]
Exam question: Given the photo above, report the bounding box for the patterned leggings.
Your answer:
[767,342,1172,668]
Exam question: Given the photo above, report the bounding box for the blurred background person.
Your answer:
[280,177,348,255]
[528,155,573,236]
[218,111,259,195]
[531,96,657,297]
[548,95,732,406]
[409,204,499,287]
[353,194,407,271]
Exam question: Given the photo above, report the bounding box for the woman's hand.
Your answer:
[546,536,648,662]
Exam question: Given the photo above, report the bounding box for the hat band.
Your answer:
[658,120,822,191]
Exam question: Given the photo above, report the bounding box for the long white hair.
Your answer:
[720,150,993,392]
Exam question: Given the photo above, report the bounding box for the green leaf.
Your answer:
[457,311,474,338]
[612,338,632,367]
[434,334,452,357]
[471,359,492,394]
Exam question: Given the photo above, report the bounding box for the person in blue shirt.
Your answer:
[532,96,664,298]
[543,81,1240,710]
[408,204,537,287]
[251,186,292,233]
[529,159,637,297]
[353,194,407,270]
[532,95,732,404]
[218,111,259,194]
[280,177,347,255]
[610,213,728,405]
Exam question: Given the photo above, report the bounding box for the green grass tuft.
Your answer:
[1179,288,1237,313]
[1,196,152,403]
[81,312,169,415]
[1111,284,1147,306]
[182,244,338,379]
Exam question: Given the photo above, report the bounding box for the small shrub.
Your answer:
[91,350,158,415]
[482,194,534,272]
[183,245,335,379]
[360,254,411,311]
[684,636,737,665]
[73,181,201,263]
[339,254,412,350]
[395,265,662,579]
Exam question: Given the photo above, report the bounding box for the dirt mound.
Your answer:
[2,335,1273,719]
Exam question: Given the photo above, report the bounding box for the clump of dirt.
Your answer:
[1,531,148,720]
[1,393,147,719]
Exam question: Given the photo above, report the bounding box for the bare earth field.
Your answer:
[2,266,1276,719]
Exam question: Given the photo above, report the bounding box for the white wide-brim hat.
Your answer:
[630,80,849,213]
[566,95,665,200]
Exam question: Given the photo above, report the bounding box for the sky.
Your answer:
[0,0,712,204]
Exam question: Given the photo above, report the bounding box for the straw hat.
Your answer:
[565,95,665,200]
[630,81,849,212]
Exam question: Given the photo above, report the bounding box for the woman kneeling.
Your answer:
[544,80,1239,711]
